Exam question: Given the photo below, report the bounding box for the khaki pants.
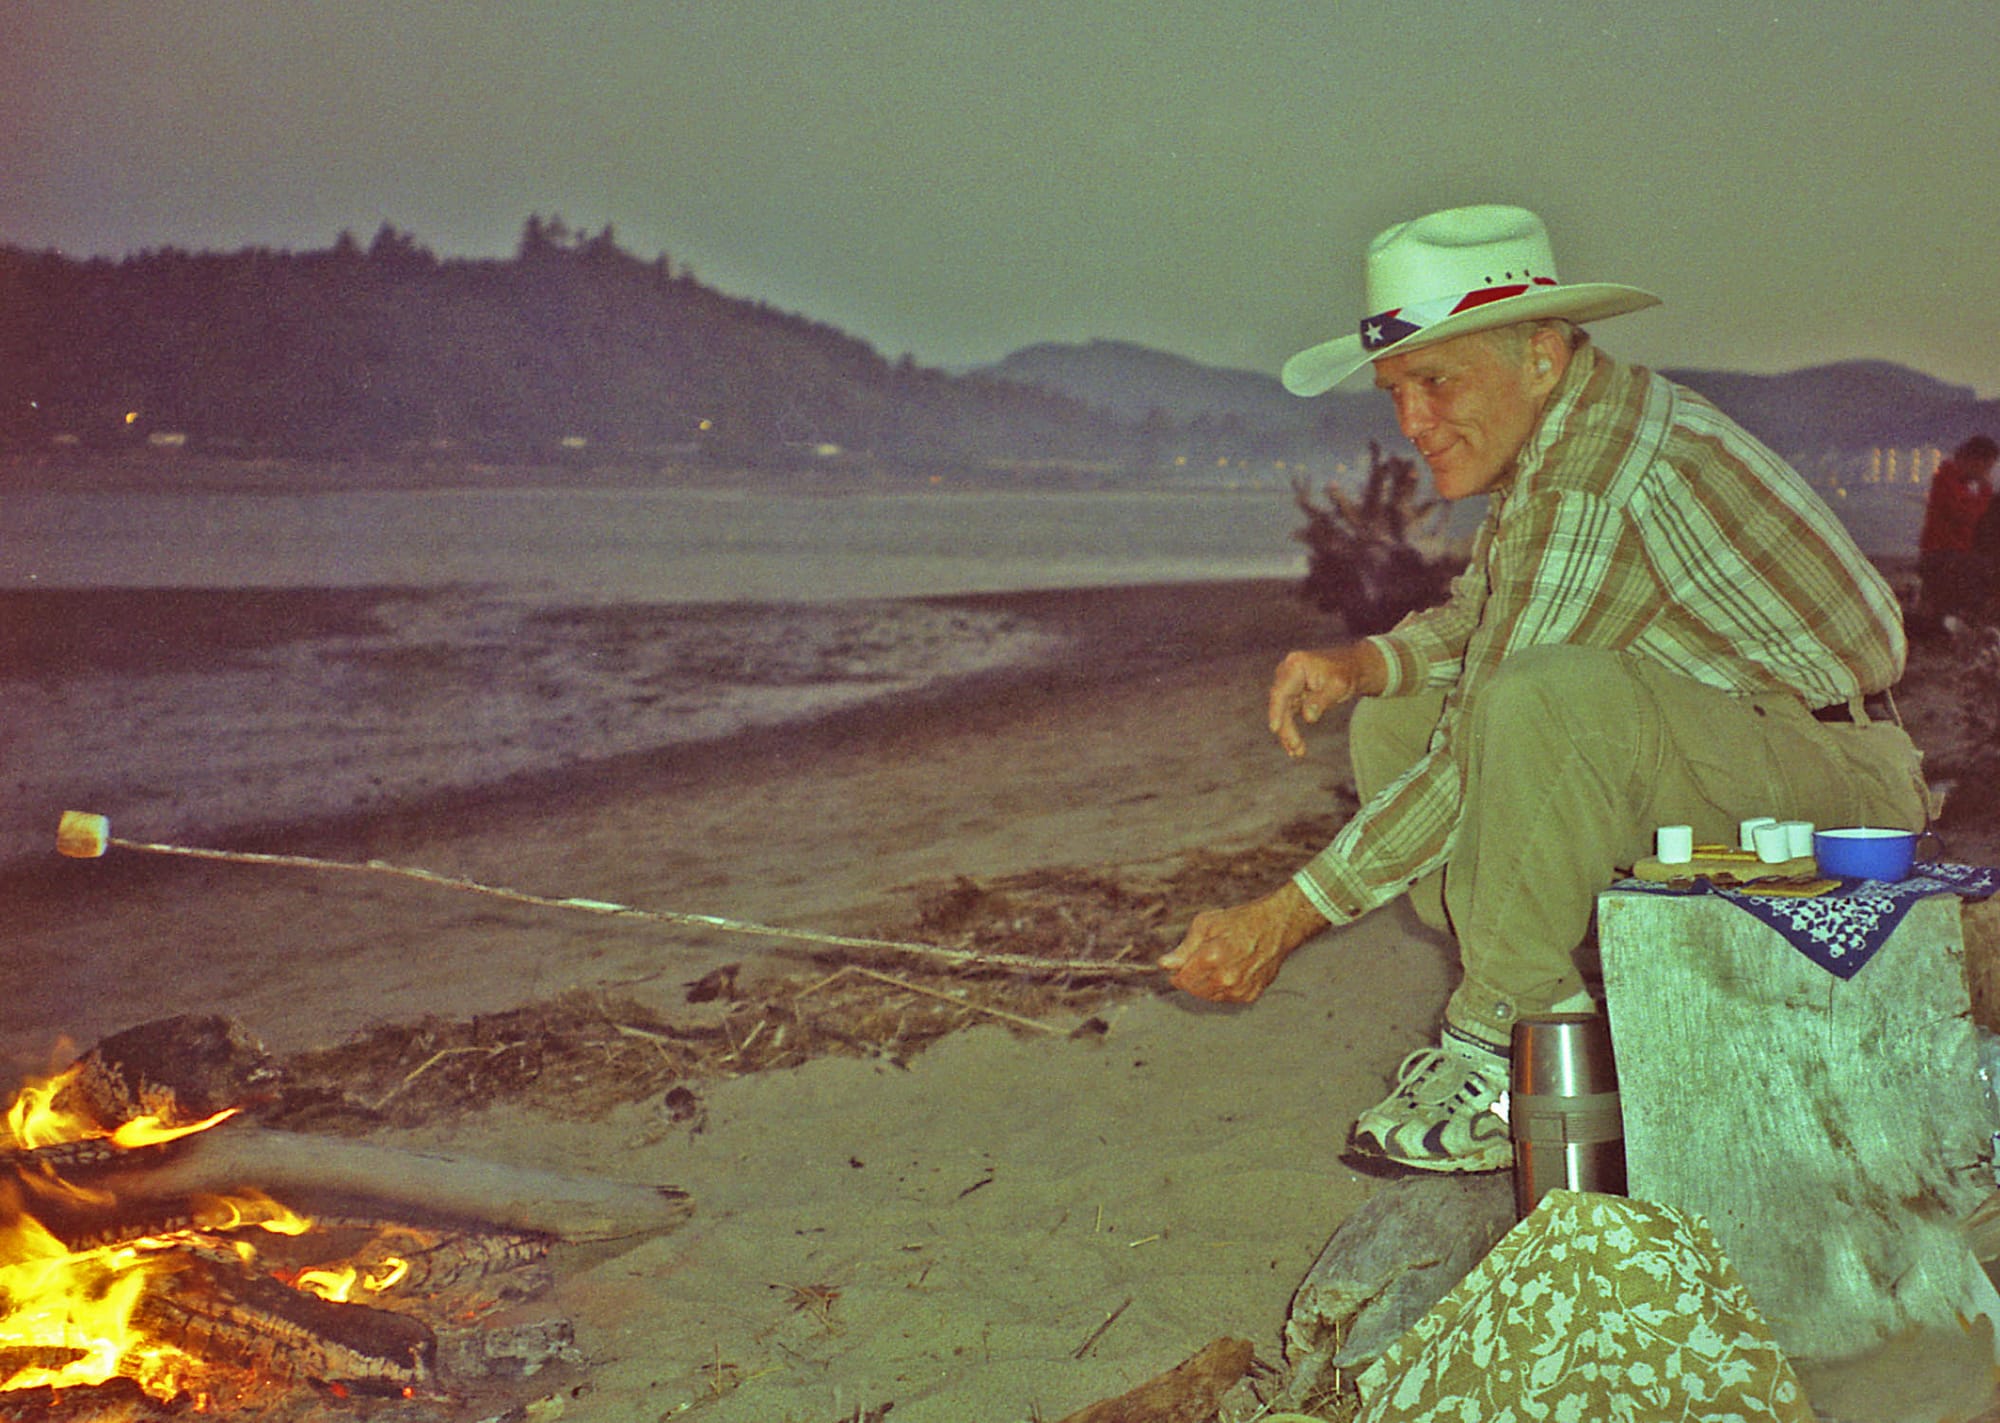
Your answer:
[1348,646,1926,1047]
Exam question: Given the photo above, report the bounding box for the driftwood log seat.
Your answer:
[1598,890,1997,1363]
[1265,890,2000,1414]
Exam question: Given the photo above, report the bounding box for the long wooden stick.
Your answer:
[796,964,1058,1034]
[71,818,1162,979]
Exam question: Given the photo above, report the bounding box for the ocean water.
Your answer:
[0,482,1311,862]
[1,464,1917,865]
[0,483,1307,601]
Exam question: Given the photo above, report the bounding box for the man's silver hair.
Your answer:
[1481,318,1586,364]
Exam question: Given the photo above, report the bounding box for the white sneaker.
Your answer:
[1348,1028,1512,1174]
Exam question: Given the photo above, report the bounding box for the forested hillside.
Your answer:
[10,220,1990,482]
[0,220,1186,471]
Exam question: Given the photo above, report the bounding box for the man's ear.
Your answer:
[1524,325,1570,400]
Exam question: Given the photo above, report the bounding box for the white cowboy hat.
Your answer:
[1280,204,1662,397]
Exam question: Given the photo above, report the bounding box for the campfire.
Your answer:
[0,1019,653,1421]
[3,1070,262,1402]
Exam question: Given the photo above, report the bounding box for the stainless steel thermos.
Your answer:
[1509,1012,1626,1217]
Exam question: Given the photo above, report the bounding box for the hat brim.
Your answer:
[1280,283,1662,397]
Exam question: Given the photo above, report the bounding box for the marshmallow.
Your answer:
[1753,822,1792,864]
[1739,816,1777,852]
[57,811,111,859]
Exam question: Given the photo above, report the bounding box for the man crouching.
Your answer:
[1161,204,1923,1174]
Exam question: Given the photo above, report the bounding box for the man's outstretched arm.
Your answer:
[1158,870,1329,1003]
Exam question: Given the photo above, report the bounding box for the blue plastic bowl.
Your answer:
[1813,827,1918,882]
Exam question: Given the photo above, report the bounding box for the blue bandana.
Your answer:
[1612,862,2000,979]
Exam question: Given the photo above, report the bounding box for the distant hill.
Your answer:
[0,225,1131,470]
[979,340,1999,462]
[1663,360,1997,453]
[975,340,2000,556]
[985,339,1352,429]
[5,224,1990,518]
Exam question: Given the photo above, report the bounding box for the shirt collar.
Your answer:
[1504,339,1603,495]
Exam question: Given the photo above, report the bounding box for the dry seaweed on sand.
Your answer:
[247,700,1999,1137]
[262,813,1347,1131]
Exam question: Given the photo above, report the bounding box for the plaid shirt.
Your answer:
[1293,344,1907,924]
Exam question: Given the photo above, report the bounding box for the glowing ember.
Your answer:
[293,1258,407,1304]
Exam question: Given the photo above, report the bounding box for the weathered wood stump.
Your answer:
[1599,890,1995,1363]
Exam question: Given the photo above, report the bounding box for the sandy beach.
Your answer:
[2,578,1455,1419]
[5,575,1998,1421]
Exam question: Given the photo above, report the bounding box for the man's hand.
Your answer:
[1158,881,1329,1004]
[1268,643,1388,759]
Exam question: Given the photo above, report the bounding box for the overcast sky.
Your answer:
[6,1,1996,394]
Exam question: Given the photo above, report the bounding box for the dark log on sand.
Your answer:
[133,1254,435,1395]
[1054,1336,1256,1423]
[1280,1172,1514,1403]
[48,1122,692,1244]
[0,1378,167,1423]
[53,1014,280,1129]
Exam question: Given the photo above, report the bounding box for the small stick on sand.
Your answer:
[1071,1296,1133,1359]
[371,1042,521,1112]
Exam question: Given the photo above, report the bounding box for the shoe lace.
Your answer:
[1390,1046,1506,1111]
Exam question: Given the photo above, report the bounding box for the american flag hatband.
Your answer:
[1359,277,1560,352]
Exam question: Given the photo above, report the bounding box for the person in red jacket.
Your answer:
[1918,434,1997,629]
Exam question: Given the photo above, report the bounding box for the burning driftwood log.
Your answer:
[0,1377,163,1423]
[1292,442,1456,635]
[71,1122,693,1243]
[1,1015,680,1413]
[44,1014,281,1128]
[14,1014,692,1244]
[0,1197,565,1409]
[131,1253,436,1394]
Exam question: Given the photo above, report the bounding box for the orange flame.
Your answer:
[296,1264,359,1302]
[194,1187,315,1237]
[295,1257,409,1303]
[111,1105,240,1150]
[0,1062,326,1399]
[4,1063,239,1153]
[0,1206,203,1395]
